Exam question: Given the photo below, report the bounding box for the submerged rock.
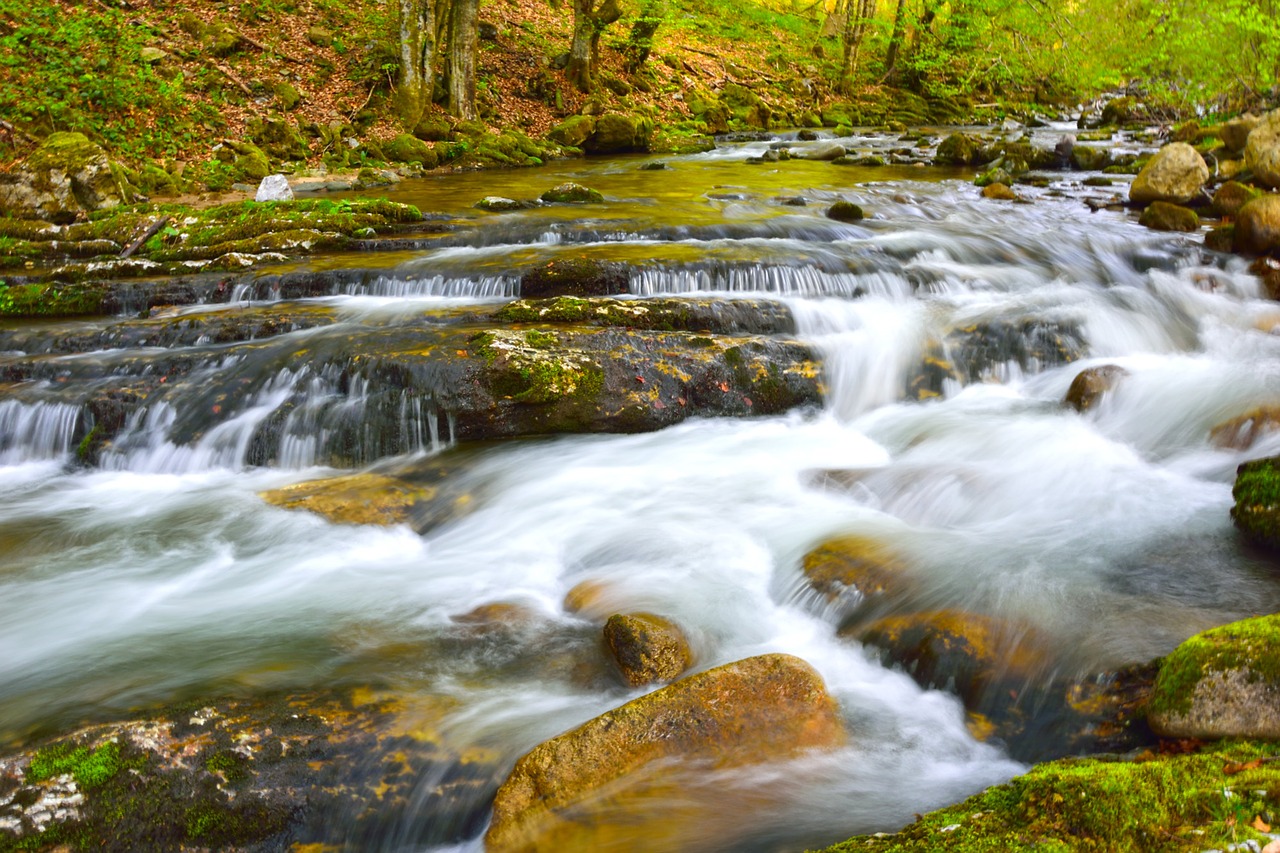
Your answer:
[603,612,693,686]
[1209,407,1280,450]
[1149,614,1280,739]
[485,654,845,851]
[519,258,629,298]
[1128,142,1209,205]
[539,182,604,204]
[1064,364,1128,412]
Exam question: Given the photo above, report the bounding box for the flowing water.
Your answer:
[3,129,1280,851]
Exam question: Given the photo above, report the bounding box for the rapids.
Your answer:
[2,129,1280,851]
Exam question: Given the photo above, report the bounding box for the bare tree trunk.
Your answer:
[589,0,622,66]
[448,0,478,119]
[839,0,875,93]
[882,0,908,80]
[567,0,596,91]
[397,0,437,127]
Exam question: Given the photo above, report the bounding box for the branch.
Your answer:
[211,62,254,97]
[237,30,304,63]
[120,216,171,259]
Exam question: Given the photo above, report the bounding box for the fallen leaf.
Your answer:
[1252,815,1271,832]
[1224,759,1264,775]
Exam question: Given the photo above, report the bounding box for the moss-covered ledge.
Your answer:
[1233,455,1280,551]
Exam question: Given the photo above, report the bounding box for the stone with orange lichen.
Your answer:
[603,612,692,685]
[800,535,912,615]
[484,653,845,852]
[1064,364,1128,412]
[1209,406,1280,450]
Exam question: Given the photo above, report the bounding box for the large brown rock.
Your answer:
[1222,113,1260,154]
[485,654,845,851]
[800,535,911,617]
[0,132,132,223]
[603,612,693,685]
[1128,142,1209,205]
[1210,407,1280,450]
[1234,194,1280,255]
[1211,180,1263,217]
[1245,108,1280,188]
[1064,364,1128,412]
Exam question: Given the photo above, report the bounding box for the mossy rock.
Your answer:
[1149,613,1280,738]
[247,116,311,162]
[582,114,653,154]
[981,182,1018,201]
[1211,180,1263,217]
[519,259,628,299]
[1231,455,1280,551]
[222,140,272,182]
[538,182,604,204]
[1138,200,1199,232]
[413,116,454,142]
[384,133,439,168]
[271,80,302,111]
[1099,95,1143,126]
[485,654,845,851]
[1064,364,1128,412]
[1071,144,1113,171]
[259,465,476,534]
[1129,142,1209,205]
[933,132,984,166]
[1234,194,1280,255]
[546,115,596,148]
[603,612,693,686]
[0,131,132,223]
[826,200,864,222]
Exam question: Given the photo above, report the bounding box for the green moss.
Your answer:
[821,741,1279,853]
[1232,456,1280,549]
[523,329,557,348]
[27,741,123,790]
[0,282,108,317]
[1149,614,1280,719]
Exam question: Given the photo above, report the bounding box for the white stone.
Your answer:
[255,174,294,202]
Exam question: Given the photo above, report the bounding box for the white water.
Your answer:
[2,142,1280,850]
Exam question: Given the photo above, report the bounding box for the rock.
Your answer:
[1222,113,1260,153]
[1070,145,1112,171]
[981,182,1018,201]
[306,25,333,47]
[0,132,132,223]
[1148,613,1280,739]
[247,117,311,162]
[826,200,864,222]
[792,141,847,161]
[1209,407,1280,450]
[1231,455,1280,551]
[1205,225,1235,253]
[908,319,1085,399]
[603,613,693,686]
[520,258,628,298]
[413,116,454,142]
[1234,194,1280,255]
[1211,180,1263,217]
[272,80,302,111]
[1245,109,1280,188]
[1064,364,1128,412]
[546,115,596,148]
[539,182,604,204]
[934,132,984,166]
[255,174,293,202]
[975,165,1014,188]
[799,535,910,616]
[1128,142,1209,205]
[484,654,845,851]
[563,579,625,619]
[1253,256,1280,300]
[221,140,271,183]
[639,161,668,171]
[1099,95,1142,126]
[1138,200,1198,232]
[475,196,525,211]
[582,114,652,154]
[139,46,168,63]
[383,133,438,168]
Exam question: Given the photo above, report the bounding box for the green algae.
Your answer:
[0,282,109,317]
[1232,456,1280,550]
[26,741,124,790]
[1149,614,1280,720]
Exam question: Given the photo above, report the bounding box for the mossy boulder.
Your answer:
[413,115,454,142]
[1211,180,1263,217]
[1099,95,1142,126]
[0,132,132,223]
[981,182,1018,201]
[1064,364,1128,412]
[1245,108,1280,188]
[1070,144,1112,171]
[1148,614,1280,739]
[546,115,596,148]
[826,200,864,222]
[582,114,652,154]
[1128,142,1209,205]
[1233,194,1280,255]
[1222,112,1260,154]
[1209,407,1280,450]
[603,612,693,686]
[484,654,845,851]
[538,182,604,204]
[384,133,439,168]
[1231,455,1280,551]
[247,116,311,162]
[1138,200,1199,232]
[221,140,272,182]
[933,132,985,166]
[520,258,628,298]
[687,91,731,134]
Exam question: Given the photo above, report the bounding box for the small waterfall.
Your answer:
[630,263,914,299]
[351,275,518,299]
[0,400,83,464]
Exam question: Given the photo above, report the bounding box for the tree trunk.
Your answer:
[839,0,874,93]
[448,0,478,119]
[567,0,596,92]
[589,0,622,67]
[882,0,908,80]
[397,0,437,127]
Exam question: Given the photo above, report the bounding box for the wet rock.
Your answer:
[826,200,864,222]
[519,258,629,298]
[603,612,693,686]
[639,161,668,171]
[1148,613,1280,739]
[546,115,597,148]
[582,114,652,154]
[0,689,502,851]
[908,319,1085,399]
[563,579,624,619]
[933,132,985,166]
[799,535,911,617]
[1209,407,1280,450]
[1234,194,1280,255]
[1231,455,1280,551]
[0,132,132,223]
[484,654,845,851]
[494,295,797,335]
[475,196,526,211]
[1222,113,1260,154]
[1070,144,1112,171]
[1064,364,1128,412]
[255,174,293,202]
[1211,180,1263,217]
[1253,256,1280,300]
[981,182,1018,201]
[1138,200,1199,232]
[1205,225,1236,253]
[1245,108,1280,188]
[384,133,439,168]
[792,141,847,161]
[1128,142,1209,205]
[539,182,604,204]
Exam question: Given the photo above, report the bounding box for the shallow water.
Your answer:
[2,129,1279,851]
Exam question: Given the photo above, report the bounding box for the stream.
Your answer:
[3,128,1280,851]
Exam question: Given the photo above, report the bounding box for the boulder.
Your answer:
[1070,145,1112,171]
[1211,180,1263,217]
[1138,200,1198,232]
[1209,407,1280,450]
[1231,455,1280,551]
[547,115,596,148]
[255,174,293,202]
[484,654,845,851]
[1064,364,1128,412]
[582,114,652,154]
[981,182,1018,201]
[1253,256,1280,300]
[1234,194,1280,255]
[247,117,311,162]
[539,182,604,204]
[792,141,847,161]
[826,200,864,222]
[934,132,984,166]
[603,612,693,686]
[1221,113,1260,154]
[1245,109,1280,188]
[799,535,910,617]
[383,133,438,168]
[475,196,526,211]
[1148,614,1280,739]
[0,132,132,223]
[520,258,628,298]
[1128,142,1209,205]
